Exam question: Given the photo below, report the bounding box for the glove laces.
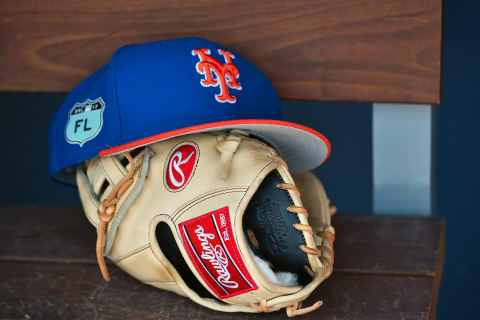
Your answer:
[273,156,336,276]
[96,152,135,281]
[251,298,324,317]
[250,154,336,317]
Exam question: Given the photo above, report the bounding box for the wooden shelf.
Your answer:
[0,205,445,319]
[0,0,442,104]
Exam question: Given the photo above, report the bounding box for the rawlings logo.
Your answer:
[179,207,257,298]
[164,142,199,191]
[192,48,242,103]
[195,225,239,289]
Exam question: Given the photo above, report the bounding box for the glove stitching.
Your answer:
[113,156,127,175]
[90,163,101,186]
[173,190,247,223]
[113,244,150,263]
[171,187,247,220]
[99,158,121,187]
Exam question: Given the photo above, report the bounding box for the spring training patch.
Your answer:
[65,97,105,147]
[179,207,257,299]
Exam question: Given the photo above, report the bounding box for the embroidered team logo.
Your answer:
[164,142,199,191]
[192,48,242,103]
[65,97,105,147]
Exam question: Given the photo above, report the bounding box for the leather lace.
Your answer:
[251,298,324,317]
[96,152,135,281]
[250,152,336,317]
[216,132,243,181]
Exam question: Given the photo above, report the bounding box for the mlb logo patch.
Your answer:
[65,97,105,147]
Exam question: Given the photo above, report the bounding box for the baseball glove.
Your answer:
[76,130,336,317]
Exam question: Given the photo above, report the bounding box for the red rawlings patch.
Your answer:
[164,142,198,191]
[179,207,257,299]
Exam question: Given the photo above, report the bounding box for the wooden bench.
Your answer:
[0,205,444,319]
[0,0,444,318]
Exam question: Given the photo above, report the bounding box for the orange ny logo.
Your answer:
[192,48,242,103]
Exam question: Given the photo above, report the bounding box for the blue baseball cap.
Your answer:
[48,38,330,182]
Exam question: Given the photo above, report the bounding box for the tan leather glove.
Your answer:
[76,131,335,317]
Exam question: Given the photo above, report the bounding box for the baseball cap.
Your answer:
[48,38,330,182]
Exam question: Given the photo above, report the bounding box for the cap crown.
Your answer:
[48,38,281,179]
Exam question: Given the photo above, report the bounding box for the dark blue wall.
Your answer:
[1,93,78,203]
[283,101,372,214]
[435,0,480,318]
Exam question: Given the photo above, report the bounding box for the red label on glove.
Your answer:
[165,142,199,191]
[179,207,257,299]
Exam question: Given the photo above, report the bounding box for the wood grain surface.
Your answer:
[0,0,442,104]
[0,205,445,319]
[0,263,435,320]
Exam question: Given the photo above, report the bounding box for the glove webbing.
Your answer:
[249,154,336,317]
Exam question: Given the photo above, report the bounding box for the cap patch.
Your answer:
[65,97,105,147]
[179,207,257,299]
[192,48,242,103]
[164,142,199,191]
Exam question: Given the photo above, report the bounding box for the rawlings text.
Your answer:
[195,225,239,289]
